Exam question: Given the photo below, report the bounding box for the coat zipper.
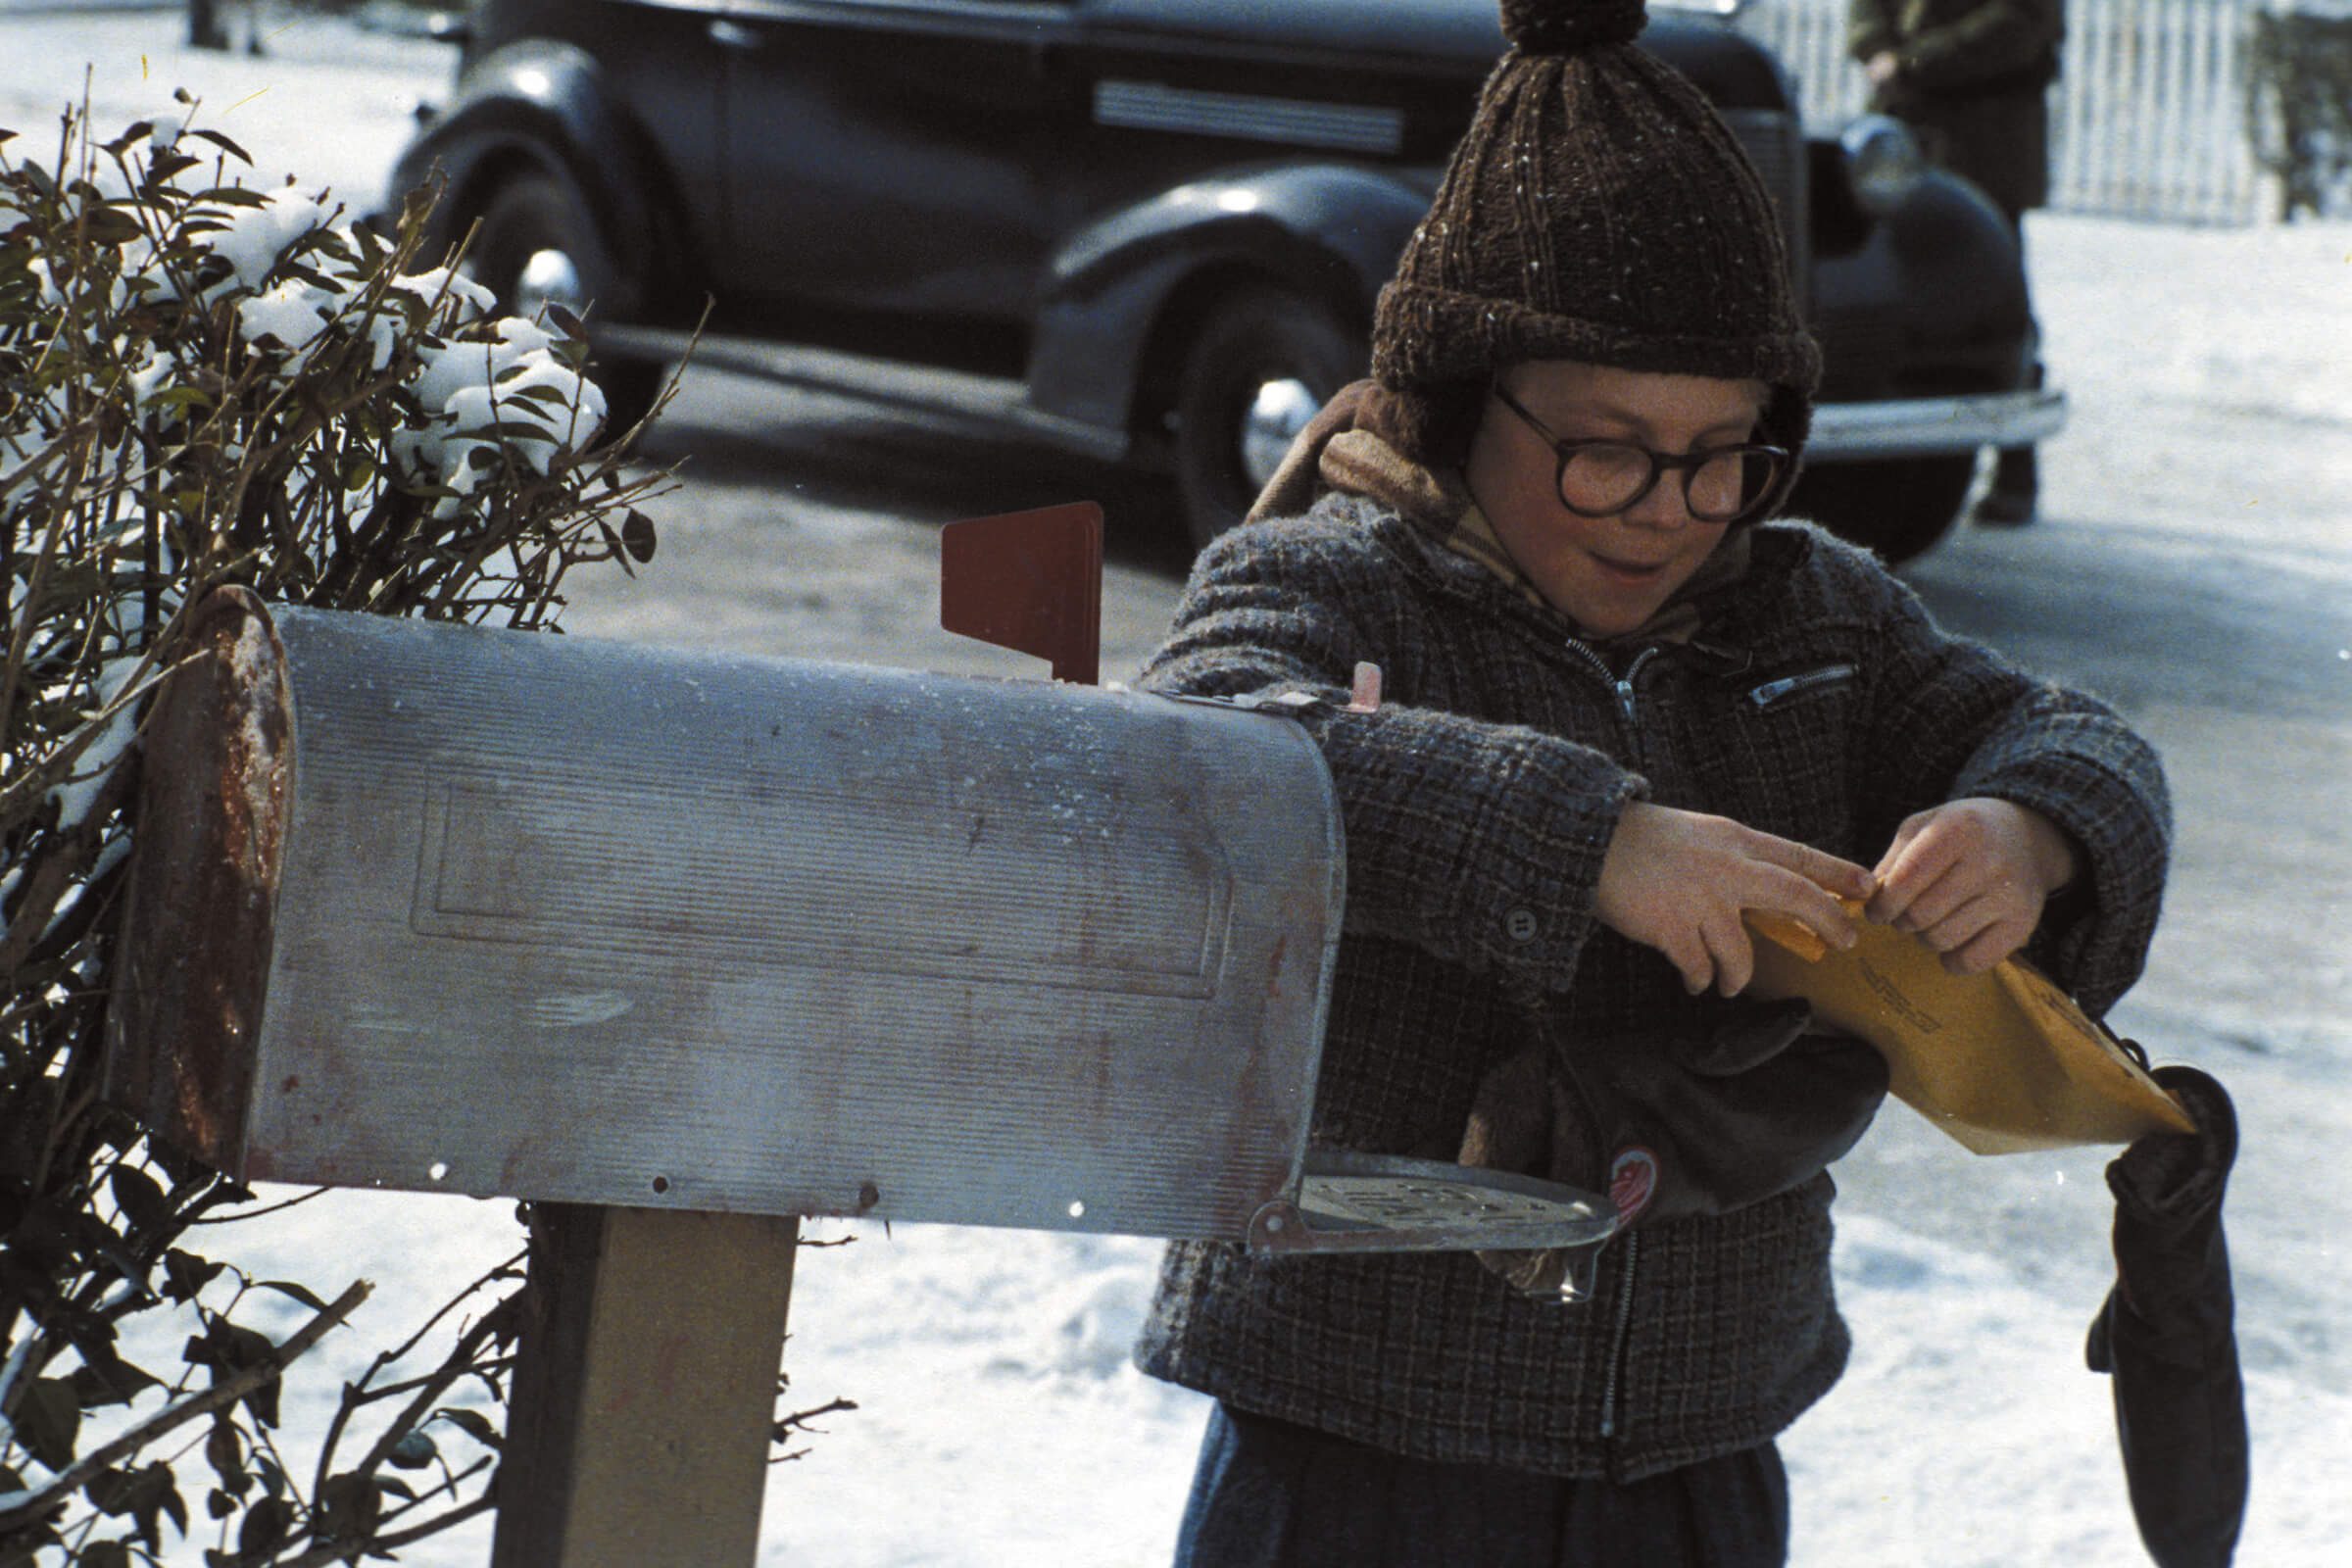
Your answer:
[1564,641,1662,734]
[1597,1231,1641,1440]
[1562,639,1656,1446]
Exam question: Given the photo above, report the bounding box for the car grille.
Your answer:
[1718,107,1811,314]
[1809,307,1907,397]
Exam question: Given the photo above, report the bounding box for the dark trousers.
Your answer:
[1172,1404,1790,1568]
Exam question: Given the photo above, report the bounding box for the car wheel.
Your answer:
[1173,287,1365,552]
[466,172,665,435]
[1787,453,1977,564]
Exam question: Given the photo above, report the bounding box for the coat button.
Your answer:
[1504,906,1540,944]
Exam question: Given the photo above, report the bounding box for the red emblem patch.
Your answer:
[1609,1148,1660,1224]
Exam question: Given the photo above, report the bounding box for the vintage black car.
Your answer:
[390,0,2064,561]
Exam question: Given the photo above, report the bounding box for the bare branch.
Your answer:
[0,1280,371,1526]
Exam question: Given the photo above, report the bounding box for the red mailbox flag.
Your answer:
[939,502,1103,685]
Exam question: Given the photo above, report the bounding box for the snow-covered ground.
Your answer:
[10,6,2352,1564]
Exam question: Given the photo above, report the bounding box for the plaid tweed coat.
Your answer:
[1132,496,2170,1483]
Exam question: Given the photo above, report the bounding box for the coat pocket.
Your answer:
[1745,662,1858,710]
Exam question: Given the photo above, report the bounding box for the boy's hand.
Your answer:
[1596,803,1874,997]
[1867,798,2079,974]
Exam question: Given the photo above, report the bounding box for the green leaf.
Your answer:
[159,1470,189,1537]
[236,1494,290,1557]
[438,1404,502,1450]
[85,1464,140,1515]
[254,1278,328,1312]
[78,205,144,246]
[245,1372,282,1431]
[145,149,200,187]
[205,1420,247,1492]
[109,1164,171,1230]
[621,510,657,564]
[70,1354,163,1410]
[281,262,341,292]
[318,1471,382,1536]
[80,1541,130,1568]
[162,1248,226,1301]
[185,128,254,167]
[18,1376,80,1471]
[385,1430,438,1470]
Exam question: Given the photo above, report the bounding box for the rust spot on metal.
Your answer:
[1264,933,1290,1001]
[102,586,290,1177]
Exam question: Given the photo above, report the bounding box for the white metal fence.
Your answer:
[1737,0,2277,224]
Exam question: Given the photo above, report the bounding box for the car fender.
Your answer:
[1813,165,2034,402]
[1028,162,1429,438]
[387,39,668,318]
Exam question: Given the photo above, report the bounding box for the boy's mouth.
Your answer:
[1590,553,1673,581]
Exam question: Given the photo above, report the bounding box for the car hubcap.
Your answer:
[516,247,588,316]
[1242,377,1323,491]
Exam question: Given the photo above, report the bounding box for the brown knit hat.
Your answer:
[1372,0,1821,509]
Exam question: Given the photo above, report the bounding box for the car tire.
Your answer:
[1173,287,1366,552]
[466,172,665,437]
[1786,453,1977,564]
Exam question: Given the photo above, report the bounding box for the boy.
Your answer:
[1131,3,2168,1563]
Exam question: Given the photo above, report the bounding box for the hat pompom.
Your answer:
[1500,0,1649,53]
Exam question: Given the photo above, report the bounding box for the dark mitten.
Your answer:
[2083,1064,2246,1568]
[1459,1001,1889,1301]
[1457,1042,1599,1298]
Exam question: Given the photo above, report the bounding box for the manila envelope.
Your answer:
[1744,904,2194,1154]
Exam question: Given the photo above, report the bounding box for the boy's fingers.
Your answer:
[1664,934,1713,996]
[1912,890,1997,953]
[1756,832,1875,899]
[1942,914,2030,974]
[1888,862,1973,934]
[1699,917,1755,997]
[1752,863,1861,951]
[1870,811,1930,882]
[1868,828,1957,923]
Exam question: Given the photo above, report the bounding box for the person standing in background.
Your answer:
[1850,0,2064,526]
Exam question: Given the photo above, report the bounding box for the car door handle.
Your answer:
[708,18,763,50]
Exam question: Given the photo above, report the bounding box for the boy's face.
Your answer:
[1464,360,1767,638]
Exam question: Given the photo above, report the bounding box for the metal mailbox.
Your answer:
[107,589,1613,1257]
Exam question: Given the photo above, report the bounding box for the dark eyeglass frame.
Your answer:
[1489,381,1788,527]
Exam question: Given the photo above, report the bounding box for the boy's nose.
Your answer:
[1621,476,1696,531]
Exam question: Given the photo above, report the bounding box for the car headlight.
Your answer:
[1839,115,1927,217]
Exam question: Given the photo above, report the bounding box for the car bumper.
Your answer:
[1808,387,2067,460]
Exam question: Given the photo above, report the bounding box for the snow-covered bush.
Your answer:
[1,99,671,1563]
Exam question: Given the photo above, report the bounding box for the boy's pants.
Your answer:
[1172,1403,1788,1567]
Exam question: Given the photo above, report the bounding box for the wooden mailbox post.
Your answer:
[104,520,1613,1561]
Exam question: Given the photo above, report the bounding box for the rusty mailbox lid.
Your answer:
[107,590,1614,1259]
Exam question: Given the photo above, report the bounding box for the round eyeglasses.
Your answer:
[1490,382,1788,526]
